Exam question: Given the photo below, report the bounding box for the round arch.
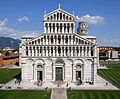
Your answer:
[54,58,65,65]
[74,59,84,66]
[35,58,44,66]
[26,59,34,65]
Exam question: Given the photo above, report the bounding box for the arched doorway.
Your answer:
[76,64,82,81]
[74,59,84,82]
[37,64,43,81]
[35,59,44,82]
[54,59,64,81]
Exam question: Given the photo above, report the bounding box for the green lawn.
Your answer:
[67,90,120,99]
[97,64,120,88]
[0,68,21,84]
[0,90,50,99]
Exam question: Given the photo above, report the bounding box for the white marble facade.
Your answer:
[19,5,99,84]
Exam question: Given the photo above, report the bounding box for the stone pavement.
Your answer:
[51,88,67,99]
[0,75,119,90]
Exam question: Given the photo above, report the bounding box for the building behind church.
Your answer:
[19,5,99,85]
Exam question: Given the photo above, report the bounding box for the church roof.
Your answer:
[44,5,75,18]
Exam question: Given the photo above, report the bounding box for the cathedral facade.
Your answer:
[19,6,99,84]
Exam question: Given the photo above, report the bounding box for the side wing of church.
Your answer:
[19,6,99,85]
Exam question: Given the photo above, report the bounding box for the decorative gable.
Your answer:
[44,8,75,21]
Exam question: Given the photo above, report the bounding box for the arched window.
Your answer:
[65,47,68,55]
[32,41,34,45]
[45,23,48,27]
[65,36,68,44]
[33,46,35,56]
[60,13,62,20]
[67,23,70,33]
[64,23,66,32]
[47,17,49,20]
[38,39,40,44]
[84,46,86,52]
[50,16,53,20]
[91,47,93,56]
[40,47,42,53]
[56,23,59,33]
[62,36,64,43]
[73,35,75,41]
[71,23,73,32]
[53,23,55,33]
[57,13,59,20]
[76,38,78,44]
[54,14,56,20]
[73,47,75,56]
[49,23,51,33]
[58,35,61,44]
[51,36,53,44]
[87,47,89,53]
[51,47,53,55]
[41,38,43,44]
[66,16,68,20]
[79,39,81,44]
[58,46,61,54]
[76,47,79,54]
[60,23,62,33]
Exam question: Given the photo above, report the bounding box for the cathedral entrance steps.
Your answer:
[51,88,67,99]
[52,81,65,86]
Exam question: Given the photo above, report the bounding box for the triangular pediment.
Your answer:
[74,33,95,45]
[23,33,95,46]
[44,8,75,21]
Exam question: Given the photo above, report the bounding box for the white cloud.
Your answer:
[0,26,39,39]
[76,14,104,24]
[18,16,30,23]
[0,18,39,39]
[0,18,8,27]
[98,38,120,47]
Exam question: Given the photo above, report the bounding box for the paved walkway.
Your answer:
[0,75,119,90]
[51,88,67,99]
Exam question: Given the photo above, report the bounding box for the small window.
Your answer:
[47,17,49,20]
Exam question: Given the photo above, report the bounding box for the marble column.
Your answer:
[35,47,37,57]
[51,23,53,33]
[42,46,44,56]
[81,46,84,57]
[62,23,64,33]
[88,46,91,57]
[28,46,31,56]
[46,46,48,57]
[64,46,66,56]
[53,46,55,57]
[32,46,34,57]
[49,46,51,57]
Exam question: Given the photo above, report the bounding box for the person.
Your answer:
[106,82,108,86]
[14,80,17,84]
[57,83,59,87]
[66,83,68,87]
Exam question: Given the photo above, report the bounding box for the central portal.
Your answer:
[55,67,63,81]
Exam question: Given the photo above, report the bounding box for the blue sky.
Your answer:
[0,0,120,46]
